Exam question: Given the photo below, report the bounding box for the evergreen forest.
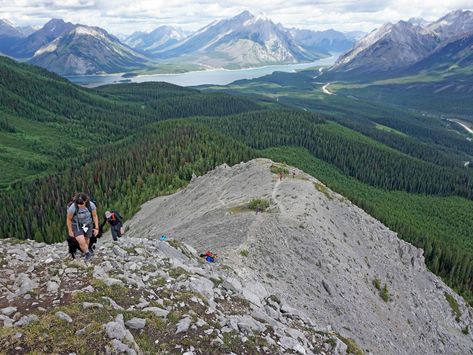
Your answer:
[1,57,473,305]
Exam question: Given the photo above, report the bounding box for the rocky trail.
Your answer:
[0,233,347,354]
[1,158,472,354]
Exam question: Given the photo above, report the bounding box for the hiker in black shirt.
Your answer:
[102,210,124,241]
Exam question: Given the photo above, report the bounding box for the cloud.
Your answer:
[0,0,472,35]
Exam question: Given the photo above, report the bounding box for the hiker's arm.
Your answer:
[100,218,107,229]
[92,209,99,236]
[66,213,74,237]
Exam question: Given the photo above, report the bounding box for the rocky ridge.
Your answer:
[128,158,473,354]
[1,158,472,354]
[0,234,348,354]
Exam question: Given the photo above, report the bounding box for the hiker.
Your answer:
[200,251,217,263]
[67,226,102,259]
[102,210,124,241]
[66,192,99,262]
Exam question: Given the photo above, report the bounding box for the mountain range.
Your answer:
[5,9,473,79]
[331,9,473,79]
[123,25,186,55]
[151,11,327,67]
[29,24,149,75]
[0,12,356,75]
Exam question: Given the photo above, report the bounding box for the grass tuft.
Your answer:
[445,292,461,322]
[248,198,270,211]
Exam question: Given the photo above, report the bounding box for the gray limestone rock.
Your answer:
[125,317,146,330]
[112,245,128,258]
[103,278,123,286]
[102,296,124,310]
[15,314,39,327]
[237,315,266,334]
[13,273,37,297]
[123,159,473,355]
[110,339,137,355]
[142,307,169,318]
[176,316,192,334]
[0,315,14,327]
[187,276,214,299]
[56,311,72,323]
[104,314,134,343]
[47,281,60,293]
[1,307,17,316]
[221,277,242,293]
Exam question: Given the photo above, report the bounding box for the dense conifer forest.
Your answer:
[1,57,473,304]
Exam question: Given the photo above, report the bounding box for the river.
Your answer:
[66,56,338,88]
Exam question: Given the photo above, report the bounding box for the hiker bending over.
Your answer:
[66,193,99,262]
[102,210,124,241]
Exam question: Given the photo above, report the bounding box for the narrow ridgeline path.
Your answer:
[127,158,473,355]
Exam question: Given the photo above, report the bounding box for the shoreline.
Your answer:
[66,56,338,80]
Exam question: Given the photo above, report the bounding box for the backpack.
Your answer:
[67,196,95,219]
[109,210,123,222]
[200,251,216,263]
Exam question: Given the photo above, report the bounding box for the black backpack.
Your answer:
[67,196,95,217]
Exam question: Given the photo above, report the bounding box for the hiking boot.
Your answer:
[84,251,92,263]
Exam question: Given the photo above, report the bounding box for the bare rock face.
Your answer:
[128,158,473,354]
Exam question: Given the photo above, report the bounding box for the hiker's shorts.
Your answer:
[72,223,93,238]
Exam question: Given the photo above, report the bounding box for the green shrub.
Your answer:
[380,284,390,302]
[445,292,461,322]
[248,198,270,211]
[270,164,289,175]
[338,335,364,355]
[373,278,381,291]
[240,249,249,257]
[314,182,333,200]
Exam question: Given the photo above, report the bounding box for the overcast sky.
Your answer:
[1,0,472,35]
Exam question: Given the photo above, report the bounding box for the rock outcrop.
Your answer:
[0,158,472,354]
[128,158,473,354]
[0,229,347,353]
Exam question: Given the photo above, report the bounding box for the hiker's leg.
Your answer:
[111,226,118,241]
[84,227,92,251]
[75,235,88,253]
[117,224,123,238]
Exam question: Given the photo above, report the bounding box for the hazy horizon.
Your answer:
[1,1,472,36]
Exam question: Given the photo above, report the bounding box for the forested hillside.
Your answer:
[0,56,258,187]
[1,59,473,305]
[198,110,473,198]
[204,69,473,162]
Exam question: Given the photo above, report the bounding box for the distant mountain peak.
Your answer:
[428,9,473,40]
[408,17,429,26]
[235,10,254,20]
[1,19,15,27]
[73,25,107,40]
[334,18,438,76]
[43,18,69,29]
[0,18,25,38]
